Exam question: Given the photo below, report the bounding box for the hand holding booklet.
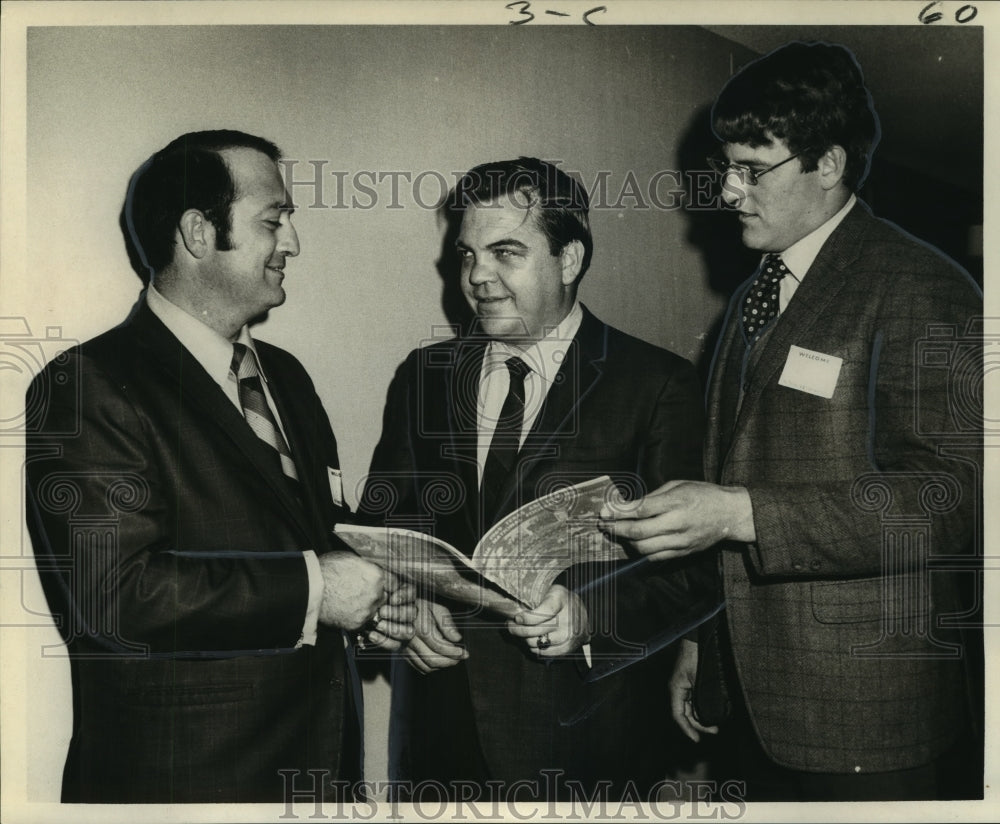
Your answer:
[334,475,629,619]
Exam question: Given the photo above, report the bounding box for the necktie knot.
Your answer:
[742,254,791,343]
[230,342,299,483]
[505,354,530,391]
[230,342,254,379]
[494,357,530,429]
[506,356,530,379]
[481,356,531,523]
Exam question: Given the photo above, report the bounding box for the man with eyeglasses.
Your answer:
[600,41,982,800]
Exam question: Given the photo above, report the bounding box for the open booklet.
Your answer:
[334,475,630,619]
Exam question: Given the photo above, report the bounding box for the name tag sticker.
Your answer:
[327,467,344,506]
[778,345,843,399]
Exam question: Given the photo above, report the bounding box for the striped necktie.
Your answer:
[230,343,299,482]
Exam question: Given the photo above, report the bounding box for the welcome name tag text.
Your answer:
[778,345,843,399]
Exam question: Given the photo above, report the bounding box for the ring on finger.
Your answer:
[536,633,552,651]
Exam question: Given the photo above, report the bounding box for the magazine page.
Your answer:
[333,524,527,618]
[473,476,629,608]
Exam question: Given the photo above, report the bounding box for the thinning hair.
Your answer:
[124,130,281,277]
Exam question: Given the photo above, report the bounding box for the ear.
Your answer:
[177,209,214,260]
[816,145,848,191]
[559,239,585,286]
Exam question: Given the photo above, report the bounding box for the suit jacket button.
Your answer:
[810,561,822,570]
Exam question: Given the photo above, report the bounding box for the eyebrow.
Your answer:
[261,200,295,215]
[455,237,530,251]
[726,154,766,168]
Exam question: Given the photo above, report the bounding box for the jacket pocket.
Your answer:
[125,682,255,707]
[811,574,929,625]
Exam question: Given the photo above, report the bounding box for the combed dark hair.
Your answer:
[451,157,593,279]
[712,41,880,191]
[124,130,281,277]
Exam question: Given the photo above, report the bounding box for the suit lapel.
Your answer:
[705,295,745,478]
[725,203,869,456]
[258,348,333,540]
[444,340,487,539]
[132,304,311,539]
[491,308,607,518]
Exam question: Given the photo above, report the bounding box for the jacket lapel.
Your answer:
[491,307,607,518]
[444,340,487,539]
[705,294,745,479]
[258,349,333,540]
[724,202,869,459]
[132,303,311,539]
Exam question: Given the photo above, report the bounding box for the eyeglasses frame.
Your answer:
[706,148,814,186]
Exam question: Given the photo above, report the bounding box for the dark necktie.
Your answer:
[742,253,791,345]
[480,356,531,523]
[230,342,299,482]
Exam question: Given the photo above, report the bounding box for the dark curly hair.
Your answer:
[712,41,880,191]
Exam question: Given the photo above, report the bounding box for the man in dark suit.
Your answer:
[359,158,718,800]
[24,130,415,803]
[601,43,983,800]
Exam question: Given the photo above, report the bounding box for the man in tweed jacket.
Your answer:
[600,42,982,800]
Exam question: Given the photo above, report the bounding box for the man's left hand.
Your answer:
[507,585,589,658]
[359,576,417,652]
[598,480,755,562]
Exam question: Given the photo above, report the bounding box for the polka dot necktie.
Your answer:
[742,253,790,345]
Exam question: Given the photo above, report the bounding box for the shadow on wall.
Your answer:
[674,103,759,385]
[435,194,474,332]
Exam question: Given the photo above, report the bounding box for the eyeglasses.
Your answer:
[706,149,812,186]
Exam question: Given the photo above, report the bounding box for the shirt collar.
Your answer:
[486,301,583,385]
[776,194,856,280]
[146,283,264,389]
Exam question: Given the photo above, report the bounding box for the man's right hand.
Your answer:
[669,638,719,743]
[317,551,387,631]
[404,598,468,674]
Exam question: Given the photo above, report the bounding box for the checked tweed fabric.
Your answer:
[230,343,299,481]
[743,253,791,343]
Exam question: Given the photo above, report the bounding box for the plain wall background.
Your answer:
[12,21,983,802]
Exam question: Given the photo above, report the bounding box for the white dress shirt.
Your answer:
[475,301,584,484]
[146,285,323,646]
[474,302,591,664]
